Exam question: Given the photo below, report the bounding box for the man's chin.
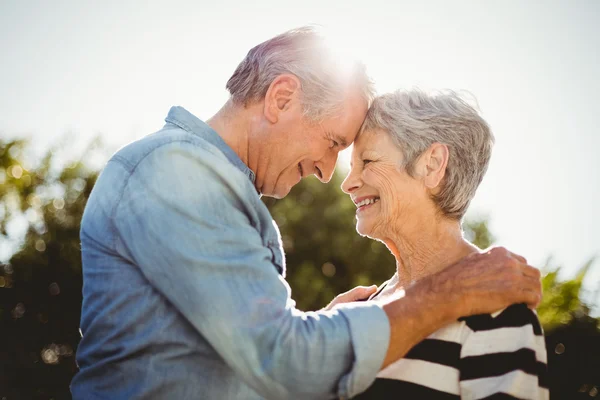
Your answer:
[263,193,284,199]
[263,185,292,199]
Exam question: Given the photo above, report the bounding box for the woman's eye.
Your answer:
[363,159,372,165]
[330,140,339,149]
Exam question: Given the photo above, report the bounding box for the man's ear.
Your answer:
[263,74,301,124]
[421,142,449,191]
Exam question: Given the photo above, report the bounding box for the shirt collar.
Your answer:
[165,106,256,184]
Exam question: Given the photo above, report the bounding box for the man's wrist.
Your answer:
[412,272,464,325]
[379,275,462,369]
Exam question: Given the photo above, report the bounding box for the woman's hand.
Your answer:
[322,285,378,311]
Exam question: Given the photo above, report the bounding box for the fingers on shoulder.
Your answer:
[487,246,528,266]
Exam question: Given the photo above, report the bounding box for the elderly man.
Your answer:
[71,27,542,400]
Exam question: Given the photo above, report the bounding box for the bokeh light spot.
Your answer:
[10,165,23,179]
[22,174,31,186]
[41,347,59,365]
[35,239,46,252]
[322,262,336,277]
[12,303,25,319]
[73,178,86,192]
[56,209,67,221]
[27,194,42,208]
[58,344,73,357]
[49,282,60,296]
[53,198,65,210]
[282,235,294,251]
[580,384,591,393]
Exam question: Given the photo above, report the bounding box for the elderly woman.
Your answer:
[343,90,549,400]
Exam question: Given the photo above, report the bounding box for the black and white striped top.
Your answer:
[355,303,549,399]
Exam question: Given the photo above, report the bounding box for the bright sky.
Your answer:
[1,1,599,304]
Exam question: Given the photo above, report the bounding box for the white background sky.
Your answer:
[1,0,599,305]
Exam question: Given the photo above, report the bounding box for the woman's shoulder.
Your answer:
[458,303,543,336]
[456,304,549,398]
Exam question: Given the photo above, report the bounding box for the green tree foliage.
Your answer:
[0,138,598,399]
[538,260,600,399]
[1,139,98,399]
[538,259,597,331]
[464,215,599,333]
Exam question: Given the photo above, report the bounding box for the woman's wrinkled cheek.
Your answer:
[364,165,401,235]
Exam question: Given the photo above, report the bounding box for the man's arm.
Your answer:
[113,143,389,400]
[380,248,542,369]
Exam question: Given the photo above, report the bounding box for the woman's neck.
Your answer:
[382,216,480,288]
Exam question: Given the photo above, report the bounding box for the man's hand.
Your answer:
[429,246,542,317]
[379,246,542,370]
[322,285,378,311]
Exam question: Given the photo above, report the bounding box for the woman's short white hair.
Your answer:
[362,89,495,220]
[226,26,374,120]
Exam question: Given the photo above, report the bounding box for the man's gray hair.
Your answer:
[362,89,495,220]
[226,26,374,120]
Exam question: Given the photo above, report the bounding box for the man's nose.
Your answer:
[314,151,338,183]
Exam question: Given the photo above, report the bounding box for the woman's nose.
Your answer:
[341,169,361,194]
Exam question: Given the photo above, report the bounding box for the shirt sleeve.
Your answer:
[112,142,390,400]
[459,304,549,400]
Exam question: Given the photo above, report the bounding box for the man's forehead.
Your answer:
[336,93,369,142]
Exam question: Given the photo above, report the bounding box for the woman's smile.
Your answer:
[354,196,381,213]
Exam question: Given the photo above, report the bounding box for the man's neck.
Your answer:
[207,100,277,195]
[206,100,254,168]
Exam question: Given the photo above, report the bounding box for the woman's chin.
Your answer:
[356,223,374,238]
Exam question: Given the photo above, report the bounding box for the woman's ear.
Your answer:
[422,143,449,191]
[263,74,301,124]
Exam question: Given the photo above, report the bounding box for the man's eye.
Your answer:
[330,140,339,149]
[363,159,373,165]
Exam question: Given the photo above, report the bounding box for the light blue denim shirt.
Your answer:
[71,106,390,400]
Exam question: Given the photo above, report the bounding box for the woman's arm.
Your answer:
[458,304,549,399]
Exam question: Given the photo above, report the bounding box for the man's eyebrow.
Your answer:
[329,132,348,148]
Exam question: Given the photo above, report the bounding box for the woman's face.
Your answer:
[342,129,432,239]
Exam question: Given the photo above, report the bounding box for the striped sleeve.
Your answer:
[458,304,549,400]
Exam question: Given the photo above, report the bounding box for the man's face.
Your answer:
[260,90,368,198]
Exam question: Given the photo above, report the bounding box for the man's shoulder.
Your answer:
[110,125,226,173]
[107,125,260,213]
[459,303,543,335]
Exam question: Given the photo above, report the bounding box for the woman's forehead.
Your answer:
[354,128,387,149]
